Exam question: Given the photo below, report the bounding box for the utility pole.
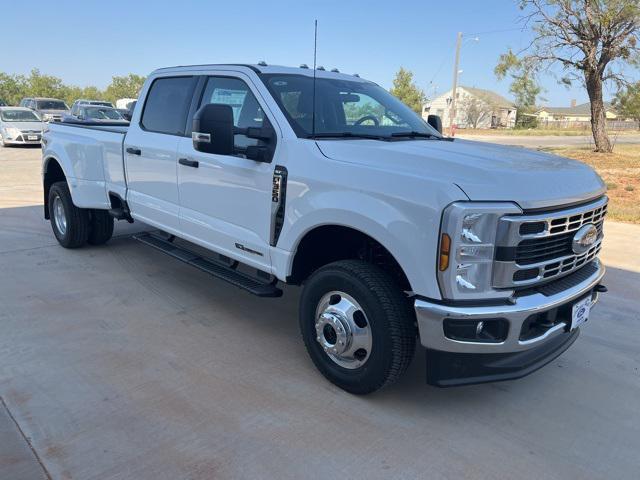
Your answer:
[449,32,463,135]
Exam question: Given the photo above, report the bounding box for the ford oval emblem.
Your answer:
[572,224,598,255]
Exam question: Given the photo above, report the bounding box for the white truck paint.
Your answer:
[41,64,608,392]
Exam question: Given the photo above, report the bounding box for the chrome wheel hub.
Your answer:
[53,195,67,236]
[315,291,372,369]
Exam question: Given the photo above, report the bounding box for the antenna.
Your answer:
[311,20,318,138]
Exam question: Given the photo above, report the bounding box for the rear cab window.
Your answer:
[140,76,197,135]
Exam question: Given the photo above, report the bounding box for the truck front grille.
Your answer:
[493,196,607,289]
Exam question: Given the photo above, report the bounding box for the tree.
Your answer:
[495,51,542,109]
[460,96,493,128]
[613,81,640,128]
[26,69,68,100]
[0,72,27,105]
[496,1,640,152]
[389,68,426,114]
[104,74,146,104]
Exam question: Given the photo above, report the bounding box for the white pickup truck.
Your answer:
[42,64,608,393]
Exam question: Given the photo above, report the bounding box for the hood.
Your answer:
[3,121,44,132]
[315,138,605,210]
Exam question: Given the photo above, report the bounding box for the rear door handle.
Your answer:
[126,147,141,155]
[179,158,199,168]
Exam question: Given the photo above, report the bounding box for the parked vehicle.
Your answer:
[20,97,69,122]
[115,100,136,121]
[0,99,7,106]
[0,107,44,146]
[69,99,115,117]
[67,105,128,124]
[41,64,607,394]
[116,98,137,110]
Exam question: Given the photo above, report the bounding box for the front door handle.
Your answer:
[126,147,141,155]
[179,158,199,168]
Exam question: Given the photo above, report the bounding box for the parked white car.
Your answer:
[0,107,44,146]
[41,64,607,393]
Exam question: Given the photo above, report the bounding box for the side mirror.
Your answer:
[427,114,443,134]
[192,103,234,155]
[122,111,132,121]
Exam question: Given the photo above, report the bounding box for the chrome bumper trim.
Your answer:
[415,259,605,354]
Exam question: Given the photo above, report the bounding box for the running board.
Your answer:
[133,232,283,298]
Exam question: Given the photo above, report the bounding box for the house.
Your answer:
[422,86,517,129]
[534,101,618,123]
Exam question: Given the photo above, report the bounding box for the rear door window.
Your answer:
[141,76,197,135]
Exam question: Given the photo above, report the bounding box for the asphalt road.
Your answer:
[0,146,639,480]
[457,133,640,148]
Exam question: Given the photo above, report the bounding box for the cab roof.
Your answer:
[153,63,371,83]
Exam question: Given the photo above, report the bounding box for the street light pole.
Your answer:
[449,31,463,135]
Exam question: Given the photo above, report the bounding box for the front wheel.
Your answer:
[48,181,90,248]
[299,260,416,394]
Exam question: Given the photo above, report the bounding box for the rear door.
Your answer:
[124,75,197,232]
[176,73,277,271]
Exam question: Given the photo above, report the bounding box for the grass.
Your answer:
[459,128,639,137]
[546,145,640,223]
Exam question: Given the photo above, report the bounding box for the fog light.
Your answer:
[443,318,508,343]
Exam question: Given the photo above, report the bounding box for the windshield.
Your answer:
[261,74,439,139]
[84,107,123,120]
[37,100,68,110]
[1,109,41,122]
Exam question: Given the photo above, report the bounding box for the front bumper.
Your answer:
[415,259,605,386]
[3,133,42,145]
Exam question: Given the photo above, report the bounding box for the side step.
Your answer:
[133,232,283,298]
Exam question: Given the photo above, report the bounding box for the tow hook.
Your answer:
[595,284,608,293]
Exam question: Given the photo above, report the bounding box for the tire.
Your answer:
[88,209,114,245]
[48,181,90,248]
[299,260,416,394]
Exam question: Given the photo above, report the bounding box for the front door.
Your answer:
[177,74,277,271]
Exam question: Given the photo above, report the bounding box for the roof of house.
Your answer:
[536,102,615,116]
[460,86,515,108]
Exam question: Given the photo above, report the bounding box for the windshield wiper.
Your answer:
[308,132,389,141]
[390,131,441,139]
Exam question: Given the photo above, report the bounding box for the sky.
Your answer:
[2,0,635,106]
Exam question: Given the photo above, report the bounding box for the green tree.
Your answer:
[496,0,640,152]
[0,72,27,105]
[104,74,146,104]
[26,69,68,100]
[389,67,426,114]
[613,82,640,129]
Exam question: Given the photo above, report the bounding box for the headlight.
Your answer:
[437,202,521,300]
[5,127,21,139]
[42,114,53,122]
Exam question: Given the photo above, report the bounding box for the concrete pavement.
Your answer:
[1,146,639,479]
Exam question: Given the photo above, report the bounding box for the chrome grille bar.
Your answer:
[494,196,607,289]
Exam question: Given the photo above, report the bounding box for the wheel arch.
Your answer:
[43,156,67,219]
[287,223,412,292]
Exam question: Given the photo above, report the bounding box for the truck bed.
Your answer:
[44,121,129,210]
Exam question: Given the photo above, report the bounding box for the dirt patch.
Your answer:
[547,145,640,223]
